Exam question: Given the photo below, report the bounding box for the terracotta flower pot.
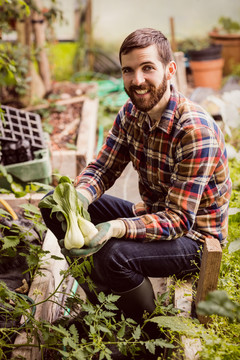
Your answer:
[190,58,224,90]
[209,31,240,75]
[188,45,224,90]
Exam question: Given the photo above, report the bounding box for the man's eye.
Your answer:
[143,65,153,71]
[122,68,131,74]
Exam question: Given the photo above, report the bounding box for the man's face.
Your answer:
[121,45,168,112]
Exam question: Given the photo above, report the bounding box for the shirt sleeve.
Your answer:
[74,105,130,201]
[122,126,223,242]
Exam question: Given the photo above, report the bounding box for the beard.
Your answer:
[124,74,168,112]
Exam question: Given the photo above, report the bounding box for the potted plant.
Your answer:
[188,43,224,90]
[177,37,225,90]
[209,17,240,75]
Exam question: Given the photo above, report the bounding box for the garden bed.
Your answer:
[31,81,99,180]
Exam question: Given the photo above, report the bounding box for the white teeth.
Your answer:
[135,89,148,94]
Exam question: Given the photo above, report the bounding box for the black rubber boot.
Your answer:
[114,278,165,359]
[114,277,156,324]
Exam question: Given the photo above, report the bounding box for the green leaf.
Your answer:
[58,349,70,357]
[0,208,12,217]
[1,236,20,250]
[38,194,56,210]
[10,181,24,194]
[84,259,92,273]
[197,290,240,322]
[20,203,41,215]
[145,340,155,354]
[104,303,118,311]
[72,348,86,359]
[101,310,116,318]
[69,324,79,343]
[98,325,111,334]
[59,175,73,184]
[150,316,200,336]
[98,292,106,303]
[66,336,78,350]
[228,238,240,253]
[50,255,64,260]
[106,294,120,303]
[117,323,126,338]
[132,325,141,340]
[154,338,175,349]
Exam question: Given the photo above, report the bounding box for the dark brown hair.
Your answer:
[119,28,173,66]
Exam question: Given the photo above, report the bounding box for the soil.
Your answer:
[43,81,96,150]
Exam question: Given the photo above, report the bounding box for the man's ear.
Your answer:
[166,61,177,80]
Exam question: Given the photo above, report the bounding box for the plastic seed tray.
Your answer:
[0,105,46,149]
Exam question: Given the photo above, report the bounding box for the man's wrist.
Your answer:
[76,188,93,207]
[109,219,126,238]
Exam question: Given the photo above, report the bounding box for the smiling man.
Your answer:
[41,28,232,330]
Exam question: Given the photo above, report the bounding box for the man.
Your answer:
[41,28,232,325]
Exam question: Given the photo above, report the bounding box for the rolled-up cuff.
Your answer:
[121,217,146,240]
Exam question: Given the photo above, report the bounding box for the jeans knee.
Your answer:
[103,240,126,271]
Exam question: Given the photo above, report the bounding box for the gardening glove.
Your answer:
[76,188,93,210]
[60,220,126,258]
[60,239,105,258]
[88,220,126,247]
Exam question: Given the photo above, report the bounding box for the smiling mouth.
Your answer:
[135,89,148,95]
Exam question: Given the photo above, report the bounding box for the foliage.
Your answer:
[195,178,240,359]
[0,0,64,105]
[48,42,78,81]
[176,37,210,53]
[0,42,31,100]
[0,201,50,281]
[0,164,53,197]
[0,0,30,33]
[0,0,62,31]
[0,258,176,359]
[228,158,240,191]
[197,290,240,322]
[217,16,240,34]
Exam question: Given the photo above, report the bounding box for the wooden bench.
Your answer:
[12,234,222,360]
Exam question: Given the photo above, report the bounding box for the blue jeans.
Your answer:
[41,194,202,296]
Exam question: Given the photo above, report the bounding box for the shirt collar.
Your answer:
[129,85,179,134]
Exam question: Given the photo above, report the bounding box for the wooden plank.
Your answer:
[23,95,86,111]
[12,269,55,360]
[174,278,202,359]
[12,231,72,360]
[149,277,169,299]
[0,193,44,211]
[76,97,99,173]
[174,278,193,318]
[195,237,222,324]
[174,51,188,95]
[180,337,202,360]
[51,149,77,179]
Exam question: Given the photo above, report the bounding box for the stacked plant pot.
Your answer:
[209,31,240,75]
[189,44,224,90]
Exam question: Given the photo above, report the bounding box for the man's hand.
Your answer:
[88,220,126,247]
[59,219,126,258]
[60,239,104,258]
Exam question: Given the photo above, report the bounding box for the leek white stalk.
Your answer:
[38,176,98,251]
[78,216,98,246]
[64,211,85,250]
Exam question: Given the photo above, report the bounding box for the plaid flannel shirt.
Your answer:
[75,86,232,244]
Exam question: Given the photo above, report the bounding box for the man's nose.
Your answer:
[132,71,145,86]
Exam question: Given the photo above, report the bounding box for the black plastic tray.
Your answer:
[0,105,46,149]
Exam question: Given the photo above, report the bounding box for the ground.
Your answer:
[40,81,96,150]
